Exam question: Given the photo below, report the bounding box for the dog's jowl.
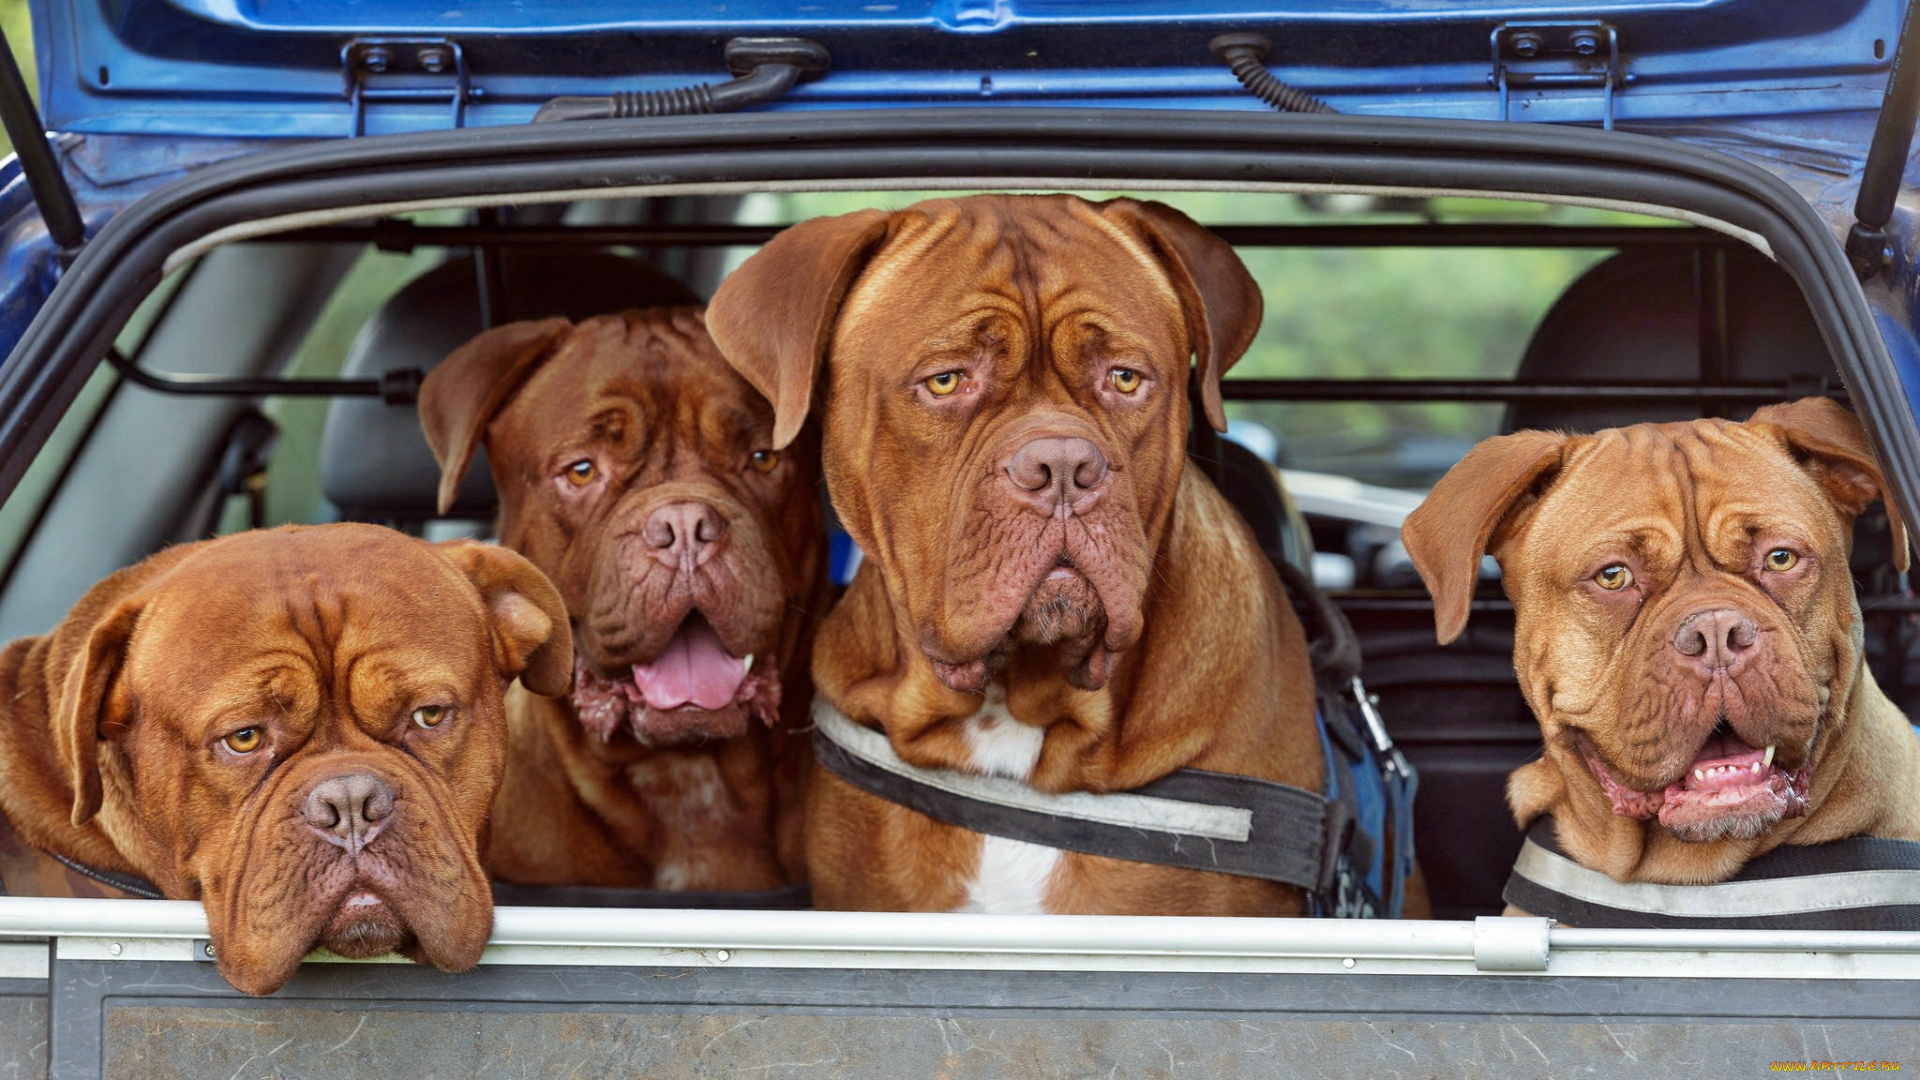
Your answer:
[0,524,571,994]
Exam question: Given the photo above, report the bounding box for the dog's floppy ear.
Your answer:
[1750,396,1911,573]
[435,541,575,696]
[706,209,892,451]
[53,598,142,827]
[418,318,574,516]
[49,543,212,827]
[1102,198,1263,434]
[1402,430,1569,645]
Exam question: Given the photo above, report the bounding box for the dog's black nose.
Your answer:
[304,773,394,854]
[1672,609,1759,673]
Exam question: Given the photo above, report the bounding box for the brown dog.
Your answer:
[1402,398,1920,889]
[0,523,571,995]
[420,307,827,891]
[706,194,1335,915]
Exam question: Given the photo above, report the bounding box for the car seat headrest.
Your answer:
[1504,246,1830,436]
[318,249,698,521]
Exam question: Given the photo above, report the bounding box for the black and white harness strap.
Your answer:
[1504,815,1920,931]
[811,699,1354,896]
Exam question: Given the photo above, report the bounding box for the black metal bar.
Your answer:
[1219,379,1847,403]
[0,24,85,263]
[1847,0,1920,279]
[98,349,1846,405]
[473,206,505,330]
[104,348,408,401]
[263,221,1730,252]
[1331,595,1511,613]
[1696,246,1729,417]
[1332,593,1920,614]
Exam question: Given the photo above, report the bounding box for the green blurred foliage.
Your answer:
[0,0,32,157]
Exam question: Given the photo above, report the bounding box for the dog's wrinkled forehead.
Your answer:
[837,198,1187,369]
[123,534,493,724]
[1517,419,1845,570]
[502,312,775,461]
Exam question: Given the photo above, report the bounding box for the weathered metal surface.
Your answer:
[0,994,46,1080]
[48,961,1920,1080]
[96,1008,1919,1080]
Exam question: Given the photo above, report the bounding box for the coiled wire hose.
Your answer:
[1211,33,1335,114]
[535,38,829,122]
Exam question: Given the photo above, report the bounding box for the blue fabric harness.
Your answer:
[1312,678,1419,918]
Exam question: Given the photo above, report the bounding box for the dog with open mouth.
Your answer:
[1402,398,1920,892]
[420,306,827,891]
[705,194,1351,916]
[0,524,572,995]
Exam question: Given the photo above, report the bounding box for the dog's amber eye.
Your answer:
[1109,368,1143,394]
[1765,548,1799,572]
[749,449,780,473]
[223,728,263,754]
[1594,565,1633,591]
[411,705,448,730]
[926,371,962,396]
[564,460,596,487]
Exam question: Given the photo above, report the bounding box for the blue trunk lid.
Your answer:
[26,0,1902,137]
[4,1,1916,369]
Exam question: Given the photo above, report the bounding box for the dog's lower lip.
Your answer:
[1578,732,1811,830]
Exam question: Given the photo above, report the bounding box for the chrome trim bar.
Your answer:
[5,899,1919,980]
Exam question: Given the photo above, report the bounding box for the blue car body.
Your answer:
[3,0,1917,368]
[0,5,1916,1073]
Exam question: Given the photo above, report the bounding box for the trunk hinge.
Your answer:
[0,24,86,266]
[1491,21,1627,131]
[341,37,475,137]
[1846,0,1920,281]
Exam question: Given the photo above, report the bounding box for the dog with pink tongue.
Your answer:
[420,306,826,892]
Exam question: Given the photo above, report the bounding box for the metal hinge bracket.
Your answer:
[1490,21,1628,131]
[341,37,476,137]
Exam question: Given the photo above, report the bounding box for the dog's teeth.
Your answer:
[743,653,755,674]
[1751,762,1762,774]
[1763,744,1775,768]
[1695,769,1704,781]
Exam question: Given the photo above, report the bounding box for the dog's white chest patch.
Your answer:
[634,754,738,891]
[954,685,1060,915]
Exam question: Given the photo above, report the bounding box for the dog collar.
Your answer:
[811,697,1357,899]
[45,852,165,900]
[1504,814,1920,930]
